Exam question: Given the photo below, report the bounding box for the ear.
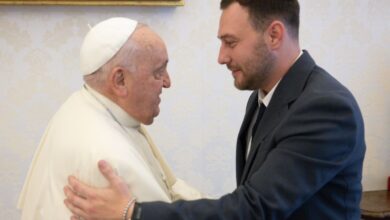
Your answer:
[108,67,128,97]
[265,20,285,50]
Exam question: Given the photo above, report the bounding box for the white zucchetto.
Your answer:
[80,17,138,75]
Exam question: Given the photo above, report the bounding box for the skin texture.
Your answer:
[106,27,171,125]
[217,3,300,94]
[117,27,171,125]
[64,26,171,219]
[64,2,301,219]
[87,26,171,126]
[218,2,276,91]
[64,160,130,220]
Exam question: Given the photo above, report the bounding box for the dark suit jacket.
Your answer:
[139,51,366,220]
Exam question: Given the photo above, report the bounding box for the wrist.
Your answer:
[125,201,135,220]
[122,198,136,220]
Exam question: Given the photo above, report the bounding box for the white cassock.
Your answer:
[18,85,203,220]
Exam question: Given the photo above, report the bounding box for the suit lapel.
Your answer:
[239,50,317,184]
[240,103,289,184]
[236,92,258,185]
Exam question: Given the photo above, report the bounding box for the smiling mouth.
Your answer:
[231,70,241,78]
[228,65,241,75]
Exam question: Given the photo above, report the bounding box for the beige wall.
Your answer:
[0,0,389,218]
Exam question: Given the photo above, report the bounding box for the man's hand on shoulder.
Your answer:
[64,160,134,220]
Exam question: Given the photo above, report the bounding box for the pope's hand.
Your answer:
[64,160,133,220]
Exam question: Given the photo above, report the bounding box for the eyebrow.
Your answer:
[218,34,237,40]
[156,60,168,71]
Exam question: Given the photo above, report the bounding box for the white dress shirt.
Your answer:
[246,51,303,159]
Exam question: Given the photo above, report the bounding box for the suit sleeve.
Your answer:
[138,92,363,220]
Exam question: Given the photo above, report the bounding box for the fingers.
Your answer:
[64,198,88,219]
[98,160,129,192]
[63,161,130,220]
[64,186,89,210]
[98,160,119,185]
[70,215,80,220]
[68,176,94,199]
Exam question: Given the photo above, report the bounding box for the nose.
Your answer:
[218,44,231,65]
[162,71,171,88]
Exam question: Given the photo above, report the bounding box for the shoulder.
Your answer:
[46,92,138,162]
[301,66,361,115]
[278,68,364,145]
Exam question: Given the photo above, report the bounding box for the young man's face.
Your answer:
[218,2,275,91]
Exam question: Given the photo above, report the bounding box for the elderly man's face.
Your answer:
[123,37,170,125]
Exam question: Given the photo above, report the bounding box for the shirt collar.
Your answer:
[257,50,303,107]
[84,84,140,129]
[257,81,279,107]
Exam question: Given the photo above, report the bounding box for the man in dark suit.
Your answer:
[64,0,365,219]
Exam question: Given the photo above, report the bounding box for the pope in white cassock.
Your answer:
[18,17,203,220]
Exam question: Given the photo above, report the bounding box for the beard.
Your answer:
[230,40,276,90]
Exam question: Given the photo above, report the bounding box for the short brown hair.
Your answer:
[220,0,300,39]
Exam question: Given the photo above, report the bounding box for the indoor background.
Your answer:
[0,0,389,218]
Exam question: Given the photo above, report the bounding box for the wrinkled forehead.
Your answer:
[132,29,168,67]
[135,28,166,53]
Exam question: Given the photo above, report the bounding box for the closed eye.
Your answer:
[153,61,168,80]
[224,40,237,48]
[219,34,238,48]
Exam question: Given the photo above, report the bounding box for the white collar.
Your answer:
[84,84,140,129]
[257,81,279,107]
[257,50,303,107]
